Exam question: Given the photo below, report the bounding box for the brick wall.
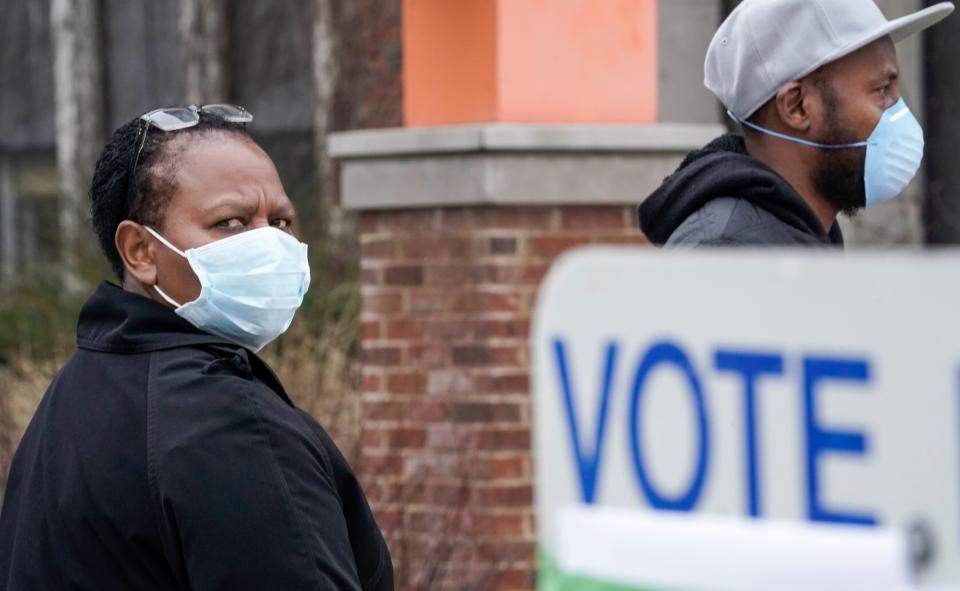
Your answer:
[357,205,647,590]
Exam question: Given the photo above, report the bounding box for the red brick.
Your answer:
[438,208,473,229]
[409,345,447,367]
[408,290,449,314]
[452,346,492,366]
[490,346,521,366]
[598,234,650,246]
[473,484,533,507]
[404,453,466,479]
[491,456,527,479]
[422,264,467,285]
[386,319,426,340]
[360,268,380,285]
[484,292,520,313]
[528,235,590,258]
[423,319,471,340]
[362,373,382,393]
[561,207,628,229]
[363,291,404,314]
[386,427,427,449]
[496,567,535,589]
[361,453,404,476]
[490,373,529,394]
[475,428,531,451]
[361,482,402,505]
[378,210,437,232]
[474,319,529,339]
[365,400,405,421]
[360,212,381,233]
[475,541,536,564]
[384,265,424,286]
[423,264,489,285]
[425,484,470,506]
[427,425,471,450]
[360,238,395,259]
[362,346,403,366]
[407,509,451,532]
[491,402,524,423]
[473,208,554,229]
[362,427,384,447]
[450,291,518,314]
[408,400,448,422]
[489,236,518,255]
[373,506,402,531]
[487,263,549,285]
[471,512,527,536]
[400,236,474,259]
[427,370,474,395]
[386,371,426,394]
[362,320,381,340]
[449,401,493,423]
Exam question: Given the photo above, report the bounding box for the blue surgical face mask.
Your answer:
[731,97,925,207]
[145,226,311,352]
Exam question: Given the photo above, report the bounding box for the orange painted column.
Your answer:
[403,0,659,126]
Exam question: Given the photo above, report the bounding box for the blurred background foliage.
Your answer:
[0,0,402,496]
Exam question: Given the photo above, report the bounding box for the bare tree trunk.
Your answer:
[311,0,341,238]
[51,0,103,289]
[0,155,16,284]
[180,0,227,105]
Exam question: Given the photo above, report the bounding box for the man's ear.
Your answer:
[773,81,811,133]
[115,221,157,287]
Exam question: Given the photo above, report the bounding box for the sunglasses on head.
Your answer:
[128,104,253,195]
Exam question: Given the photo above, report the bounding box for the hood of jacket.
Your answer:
[638,134,843,246]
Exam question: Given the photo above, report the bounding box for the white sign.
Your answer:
[532,249,960,588]
[554,506,911,591]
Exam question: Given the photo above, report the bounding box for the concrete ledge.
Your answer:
[329,123,725,210]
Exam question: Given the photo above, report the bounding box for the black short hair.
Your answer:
[89,108,252,279]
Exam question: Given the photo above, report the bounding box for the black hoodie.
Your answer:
[638,134,843,247]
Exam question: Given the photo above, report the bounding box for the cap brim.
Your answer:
[812,2,955,75]
[743,2,954,118]
[889,2,955,42]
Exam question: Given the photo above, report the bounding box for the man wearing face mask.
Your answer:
[0,106,393,590]
[639,0,954,248]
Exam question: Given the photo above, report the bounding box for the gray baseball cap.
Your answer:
[706,0,955,119]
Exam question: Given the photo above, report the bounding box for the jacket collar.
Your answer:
[77,282,296,406]
[77,281,238,354]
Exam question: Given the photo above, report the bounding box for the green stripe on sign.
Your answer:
[538,546,691,591]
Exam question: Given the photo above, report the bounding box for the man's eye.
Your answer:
[217,218,245,229]
[271,218,292,230]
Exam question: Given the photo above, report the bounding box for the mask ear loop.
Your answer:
[727,110,871,149]
[143,226,187,308]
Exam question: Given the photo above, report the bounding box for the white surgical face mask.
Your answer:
[731,97,925,207]
[145,226,311,352]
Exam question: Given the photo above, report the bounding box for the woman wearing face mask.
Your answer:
[0,106,394,591]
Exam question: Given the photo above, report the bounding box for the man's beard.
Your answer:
[813,140,866,218]
[811,89,867,217]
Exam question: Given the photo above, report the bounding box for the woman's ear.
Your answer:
[773,81,811,134]
[115,221,157,287]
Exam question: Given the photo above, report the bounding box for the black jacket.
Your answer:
[0,282,393,590]
[639,134,844,247]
